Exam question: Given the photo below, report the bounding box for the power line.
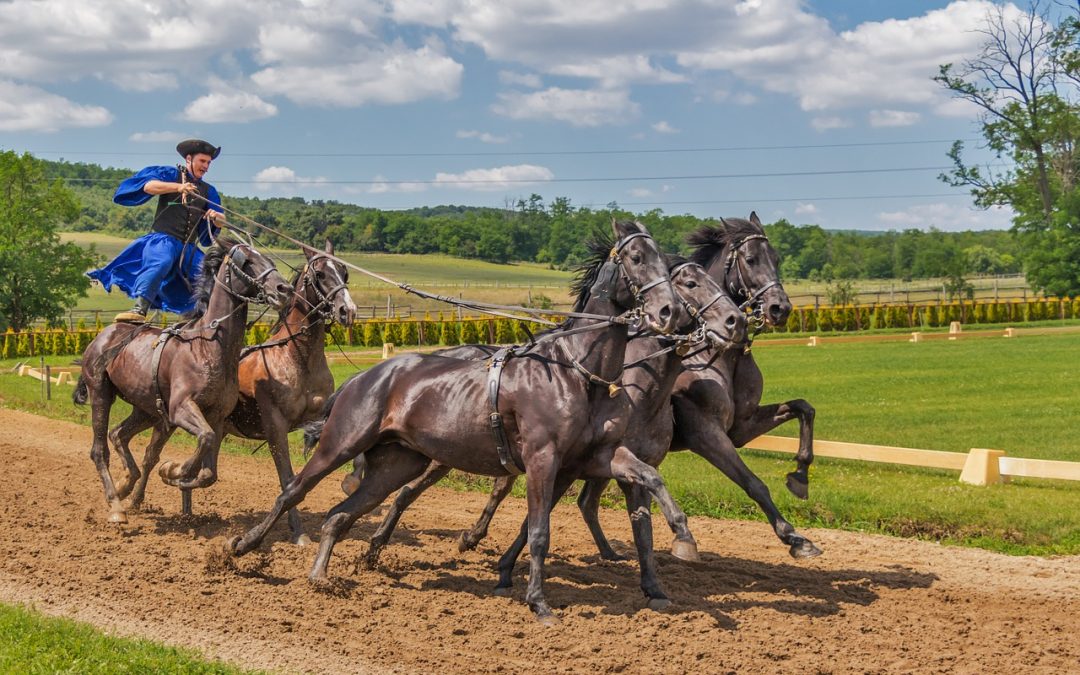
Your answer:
[27,138,979,159]
[52,164,956,186]
[584,192,973,208]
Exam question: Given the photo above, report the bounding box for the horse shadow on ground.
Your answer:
[327,523,939,630]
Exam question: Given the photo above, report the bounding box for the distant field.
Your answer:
[62,231,1039,318]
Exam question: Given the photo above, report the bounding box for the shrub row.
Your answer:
[5,299,1078,358]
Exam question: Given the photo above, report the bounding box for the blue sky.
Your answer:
[0,0,1031,231]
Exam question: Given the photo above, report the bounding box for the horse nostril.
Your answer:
[277,283,292,297]
[659,305,672,323]
[726,314,737,329]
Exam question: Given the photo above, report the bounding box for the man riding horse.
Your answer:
[88,139,225,323]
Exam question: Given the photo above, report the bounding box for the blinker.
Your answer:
[592,261,620,301]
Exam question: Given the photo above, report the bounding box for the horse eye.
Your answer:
[745,256,756,265]
[316,271,325,279]
[630,254,642,264]
[685,280,697,289]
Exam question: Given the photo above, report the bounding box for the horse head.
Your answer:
[667,257,746,350]
[217,239,293,311]
[606,219,680,334]
[689,211,791,328]
[300,240,357,326]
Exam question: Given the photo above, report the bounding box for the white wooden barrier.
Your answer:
[17,365,78,386]
[744,435,1080,486]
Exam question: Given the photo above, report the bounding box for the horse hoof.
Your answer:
[292,533,313,547]
[224,535,243,556]
[341,474,361,496]
[535,612,561,627]
[671,538,701,562]
[492,585,512,597]
[108,510,128,524]
[789,539,823,560]
[457,532,478,553]
[647,597,672,611]
[600,550,629,562]
[158,461,177,480]
[786,470,809,500]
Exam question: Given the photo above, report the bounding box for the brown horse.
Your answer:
[73,239,292,523]
[222,241,356,545]
[227,219,685,623]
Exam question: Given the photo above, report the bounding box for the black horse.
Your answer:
[349,252,748,599]
[74,239,292,523]
[227,219,689,623]
[368,213,821,563]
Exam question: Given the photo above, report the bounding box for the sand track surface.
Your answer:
[0,408,1076,673]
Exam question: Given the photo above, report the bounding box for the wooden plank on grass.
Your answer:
[999,457,1080,482]
[745,435,968,471]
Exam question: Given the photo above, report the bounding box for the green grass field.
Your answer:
[3,331,1078,555]
[0,603,254,673]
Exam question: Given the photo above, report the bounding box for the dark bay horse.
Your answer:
[350,254,747,598]
[384,213,820,563]
[73,239,292,523]
[227,219,685,624]
[223,241,356,545]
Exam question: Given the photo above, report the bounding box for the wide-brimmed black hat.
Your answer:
[176,139,221,159]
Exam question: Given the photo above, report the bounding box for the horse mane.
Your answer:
[569,226,618,313]
[185,235,241,320]
[687,217,764,268]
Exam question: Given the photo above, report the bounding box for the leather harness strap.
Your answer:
[151,327,181,421]
[486,346,526,475]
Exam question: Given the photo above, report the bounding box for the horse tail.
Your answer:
[72,374,89,406]
[302,370,365,456]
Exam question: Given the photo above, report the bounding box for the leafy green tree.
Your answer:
[0,152,98,331]
[938,1,1080,296]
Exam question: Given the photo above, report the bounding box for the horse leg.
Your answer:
[228,411,378,557]
[459,474,517,553]
[126,423,175,511]
[521,454,560,625]
[310,445,430,581]
[158,399,217,489]
[341,455,366,496]
[262,407,310,546]
[687,426,821,559]
[364,458,451,569]
[618,481,670,609]
[576,478,627,561]
[728,399,815,499]
[494,471,576,595]
[582,445,699,562]
[107,408,155,500]
[88,383,126,524]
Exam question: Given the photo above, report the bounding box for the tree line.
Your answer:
[53,158,1020,282]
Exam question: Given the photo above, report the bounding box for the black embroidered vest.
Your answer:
[151,168,212,242]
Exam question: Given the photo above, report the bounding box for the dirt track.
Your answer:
[1,408,1077,674]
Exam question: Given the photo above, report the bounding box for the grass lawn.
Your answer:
[0,603,254,673]
[3,331,1078,556]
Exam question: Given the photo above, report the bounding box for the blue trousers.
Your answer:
[88,233,205,314]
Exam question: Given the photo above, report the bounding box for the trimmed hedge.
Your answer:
[7,298,1076,358]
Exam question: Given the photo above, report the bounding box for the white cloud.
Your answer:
[492,87,639,127]
[810,116,851,132]
[252,43,463,107]
[869,109,921,127]
[795,202,818,215]
[652,120,679,134]
[129,130,185,143]
[366,174,429,194]
[183,91,278,123]
[112,72,179,92]
[498,70,543,88]
[0,80,111,132]
[457,129,511,144]
[876,202,1015,231]
[253,166,327,192]
[434,164,554,191]
[628,187,653,198]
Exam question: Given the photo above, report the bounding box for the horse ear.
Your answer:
[324,238,334,255]
[749,211,761,226]
[302,245,316,261]
[611,218,642,240]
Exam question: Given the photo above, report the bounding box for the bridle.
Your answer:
[216,244,278,307]
[297,254,350,321]
[723,233,781,332]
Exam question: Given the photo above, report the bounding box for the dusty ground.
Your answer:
[0,408,1077,674]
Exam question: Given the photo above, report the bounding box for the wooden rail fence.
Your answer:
[745,435,1080,486]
